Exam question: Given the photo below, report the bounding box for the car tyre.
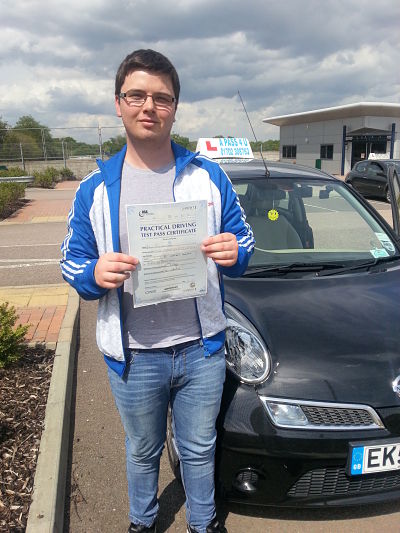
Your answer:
[166,406,224,497]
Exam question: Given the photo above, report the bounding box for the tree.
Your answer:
[102,134,126,156]
[14,115,52,146]
[1,130,43,159]
[263,139,280,151]
[0,117,8,147]
[250,140,280,152]
[171,133,191,149]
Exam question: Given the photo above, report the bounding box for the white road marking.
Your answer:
[0,243,60,248]
[0,258,59,263]
[303,203,338,212]
[0,259,60,269]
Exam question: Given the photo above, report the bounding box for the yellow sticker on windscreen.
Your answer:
[268,209,279,221]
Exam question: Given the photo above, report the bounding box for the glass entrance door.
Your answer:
[351,137,387,167]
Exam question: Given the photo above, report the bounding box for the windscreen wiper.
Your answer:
[243,262,346,277]
[316,255,400,277]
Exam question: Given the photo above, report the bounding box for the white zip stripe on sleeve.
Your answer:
[61,268,75,281]
[239,240,255,253]
[62,262,85,275]
[62,169,101,258]
[238,230,254,246]
[65,259,90,269]
[239,235,254,248]
[61,227,73,258]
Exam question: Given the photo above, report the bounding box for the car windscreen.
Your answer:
[233,177,399,268]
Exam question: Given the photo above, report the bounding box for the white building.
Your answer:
[263,102,400,175]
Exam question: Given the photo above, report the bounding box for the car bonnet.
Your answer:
[224,267,400,407]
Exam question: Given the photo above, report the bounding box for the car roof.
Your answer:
[361,159,400,165]
[220,159,338,181]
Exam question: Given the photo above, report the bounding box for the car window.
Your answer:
[234,183,248,195]
[233,177,398,267]
[355,161,368,172]
[368,162,384,176]
[392,173,400,211]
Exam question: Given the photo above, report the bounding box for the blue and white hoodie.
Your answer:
[61,142,254,375]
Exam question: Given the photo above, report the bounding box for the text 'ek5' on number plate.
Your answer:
[348,439,400,475]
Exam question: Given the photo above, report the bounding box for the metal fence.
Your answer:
[0,126,126,169]
[0,126,280,174]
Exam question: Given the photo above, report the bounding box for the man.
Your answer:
[61,49,254,533]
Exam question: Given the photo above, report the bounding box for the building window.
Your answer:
[282,145,296,158]
[320,144,333,159]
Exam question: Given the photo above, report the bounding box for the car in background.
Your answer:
[167,159,400,508]
[345,159,400,202]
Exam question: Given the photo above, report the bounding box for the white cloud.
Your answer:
[0,0,399,142]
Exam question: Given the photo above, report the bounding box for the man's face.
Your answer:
[115,70,176,146]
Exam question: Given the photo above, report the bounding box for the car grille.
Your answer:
[300,405,376,427]
[288,467,400,498]
[259,396,384,430]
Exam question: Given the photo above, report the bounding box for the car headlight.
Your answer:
[225,303,271,384]
[263,401,308,427]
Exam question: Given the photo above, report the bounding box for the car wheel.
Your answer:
[385,187,391,203]
[166,406,182,482]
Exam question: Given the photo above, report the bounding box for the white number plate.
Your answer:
[349,440,400,475]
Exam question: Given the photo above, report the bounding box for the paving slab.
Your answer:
[0,284,70,349]
[0,180,79,226]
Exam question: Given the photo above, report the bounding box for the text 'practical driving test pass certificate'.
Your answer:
[126,200,208,307]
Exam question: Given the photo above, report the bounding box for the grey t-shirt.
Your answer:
[119,161,201,349]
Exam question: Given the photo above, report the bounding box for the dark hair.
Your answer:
[115,49,180,105]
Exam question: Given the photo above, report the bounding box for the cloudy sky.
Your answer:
[1,0,399,143]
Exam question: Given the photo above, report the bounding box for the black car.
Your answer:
[345,159,400,202]
[167,160,400,507]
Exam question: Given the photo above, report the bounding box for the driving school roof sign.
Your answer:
[196,138,253,160]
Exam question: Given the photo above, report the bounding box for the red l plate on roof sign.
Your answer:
[206,141,218,151]
[196,138,254,160]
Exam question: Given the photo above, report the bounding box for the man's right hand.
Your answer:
[94,252,139,289]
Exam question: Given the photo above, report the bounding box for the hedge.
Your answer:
[0,182,26,218]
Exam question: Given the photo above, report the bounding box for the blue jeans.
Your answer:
[107,340,226,533]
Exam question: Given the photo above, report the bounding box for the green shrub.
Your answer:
[0,166,27,177]
[0,302,29,368]
[60,167,76,180]
[33,170,56,188]
[43,166,61,181]
[0,182,26,218]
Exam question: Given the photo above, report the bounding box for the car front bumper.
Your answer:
[217,378,400,507]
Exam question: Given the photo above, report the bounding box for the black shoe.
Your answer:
[128,522,156,533]
[187,517,227,533]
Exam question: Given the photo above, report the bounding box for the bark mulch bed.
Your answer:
[0,198,30,222]
[0,346,55,532]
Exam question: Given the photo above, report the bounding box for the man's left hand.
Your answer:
[201,232,238,267]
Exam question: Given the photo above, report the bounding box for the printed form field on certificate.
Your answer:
[126,200,208,307]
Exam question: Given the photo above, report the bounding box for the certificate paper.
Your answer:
[126,200,208,307]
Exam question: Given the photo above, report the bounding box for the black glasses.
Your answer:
[119,90,175,110]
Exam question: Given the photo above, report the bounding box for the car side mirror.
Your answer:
[319,185,333,199]
[299,185,313,198]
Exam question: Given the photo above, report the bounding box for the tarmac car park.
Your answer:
[167,142,400,508]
